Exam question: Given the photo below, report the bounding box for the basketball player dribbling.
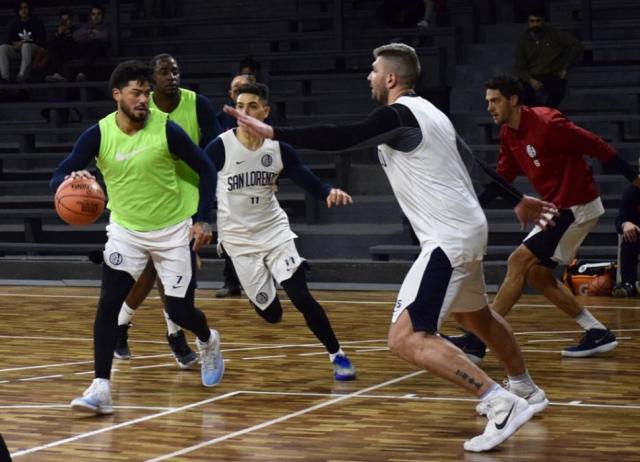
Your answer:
[50,60,224,414]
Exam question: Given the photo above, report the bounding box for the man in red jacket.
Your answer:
[450,74,640,361]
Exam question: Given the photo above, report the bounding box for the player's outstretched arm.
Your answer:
[223,105,274,139]
[326,188,353,208]
[50,125,100,191]
[513,195,558,230]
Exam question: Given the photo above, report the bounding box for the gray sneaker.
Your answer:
[196,329,224,387]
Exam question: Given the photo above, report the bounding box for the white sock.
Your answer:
[507,370,536,392]
[163,310,182,336]
[117,302,136,326]
[479,382,506,401]
[329,348,344,362]
[575,309,605,331]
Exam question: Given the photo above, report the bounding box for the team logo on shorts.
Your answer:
[261,154,273,167]
[526,145,537,158]
[256,292,269,304]
[109,252,123,266]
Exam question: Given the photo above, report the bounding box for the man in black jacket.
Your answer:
[613,183,640,297]
[0,1,46,82]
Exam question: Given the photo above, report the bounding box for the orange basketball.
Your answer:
[54,177,106,225]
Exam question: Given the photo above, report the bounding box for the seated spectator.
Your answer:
[515,9,583,108]
[72,4,109,81]
[613,183,640,297]
[45,8,77,82]
[0,1,46,83]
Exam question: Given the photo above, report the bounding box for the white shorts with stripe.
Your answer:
[103,218,193,298]
[391,246,488,332]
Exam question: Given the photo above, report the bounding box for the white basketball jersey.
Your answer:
[377,95,488,266]
[216,130,297,256]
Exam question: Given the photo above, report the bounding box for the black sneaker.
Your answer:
[612,282,636,298]
[442,332,487,364]
[215,283,241,298]
[167,330,198,369]
[562,328,618,358]
[114,324,132,359]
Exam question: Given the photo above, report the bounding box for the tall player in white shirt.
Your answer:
[224,44,557,452]
[205,82,356,381]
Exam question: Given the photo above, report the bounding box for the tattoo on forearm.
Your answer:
[456,369,483,390]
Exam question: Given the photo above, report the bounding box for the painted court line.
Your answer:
[18,375,63,382]
[242,354,287,361]
[0,404,174,411]
[3,290,640,312]
[144,371,426,462]
[10,391,242,458]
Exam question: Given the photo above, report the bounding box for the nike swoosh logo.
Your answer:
[495,404,515,430]
[115,147,147,161]
[172,285,182,289]
[236,160,246,164]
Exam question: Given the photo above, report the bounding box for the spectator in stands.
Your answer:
[613,183,640,297]
[45,8,77,82]
[73,4,109,81]
[0,1,46,83]
[515,9,583,108]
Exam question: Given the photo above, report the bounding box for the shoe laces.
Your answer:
[200,335,218,370]
[333,355,351,369]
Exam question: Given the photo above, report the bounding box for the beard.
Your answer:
[121,102,148,123]
[371,87,389,105]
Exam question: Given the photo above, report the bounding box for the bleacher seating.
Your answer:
[0,0,638,286]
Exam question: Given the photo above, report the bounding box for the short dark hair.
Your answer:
[108,60,152,90]
[528,9,546,19]
[15,1,31,15]
[149,53,175,70]
[236,82,269,104]
[484,74,524,105]
[59,8,73,17]
[91,4,105,13]
[373,43,421,87]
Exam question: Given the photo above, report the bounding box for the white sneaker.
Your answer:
[464,393,533,452]
[45,72,67,82]
[196,329,224,387]
[476,381,548,416]
[70,379,113,415]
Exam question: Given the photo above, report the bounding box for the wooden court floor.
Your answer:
[0,286,639,461]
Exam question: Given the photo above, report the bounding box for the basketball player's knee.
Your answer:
[507,247,537,275]
[252,299,282,324]
[387,327,409,357]
[164,296,188,325]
